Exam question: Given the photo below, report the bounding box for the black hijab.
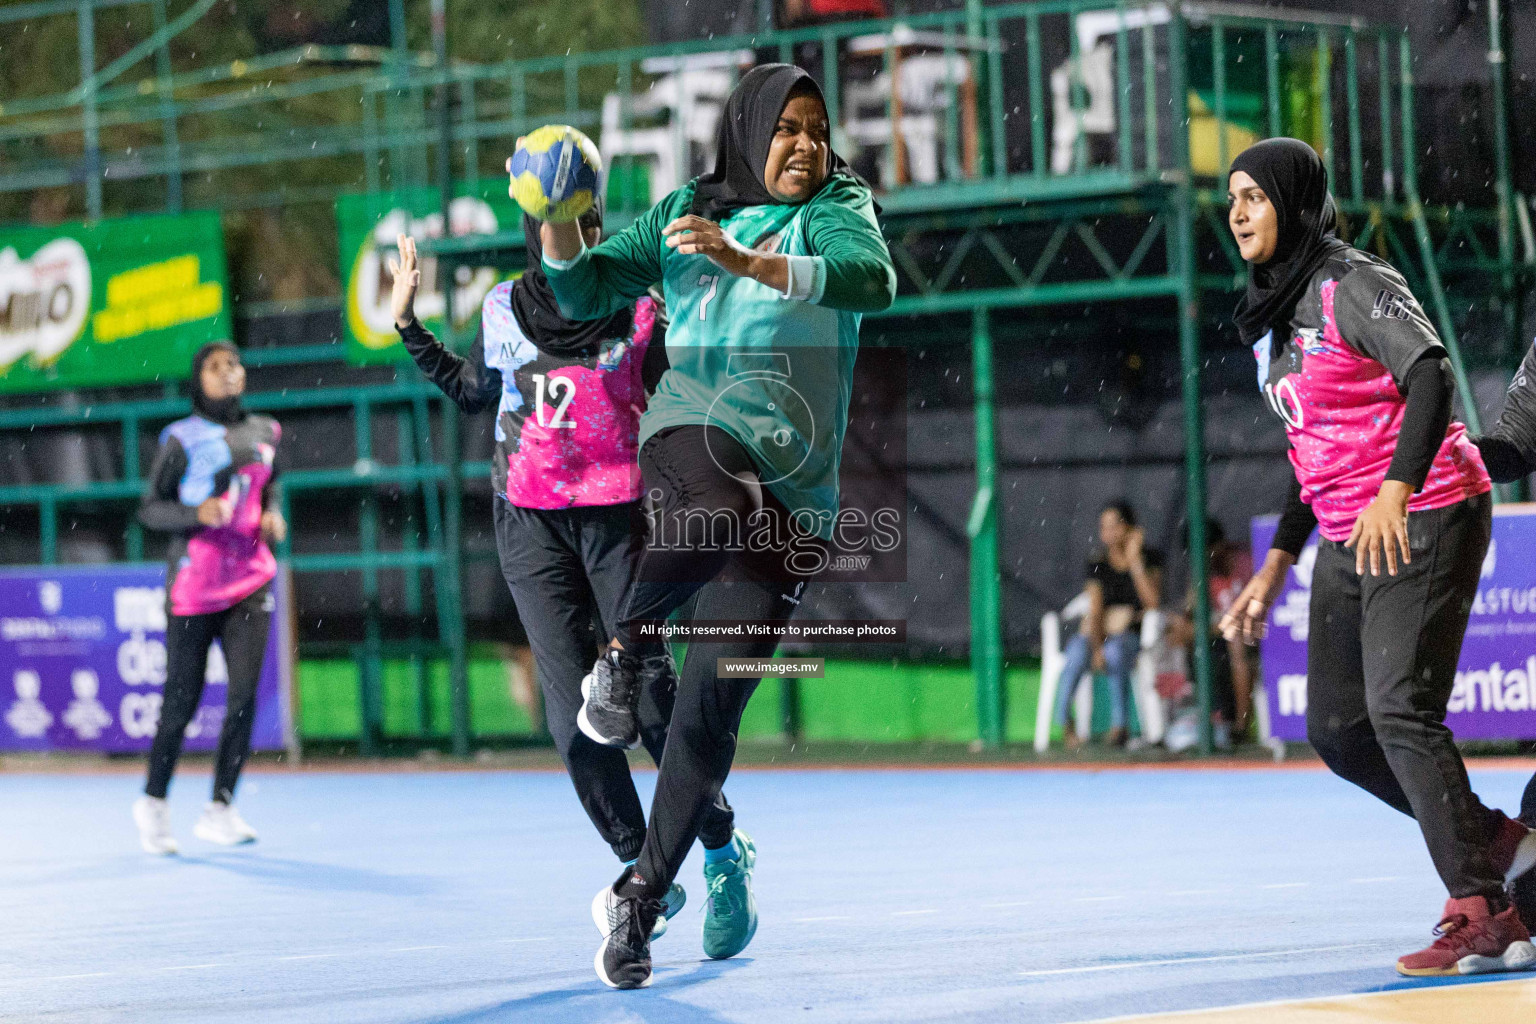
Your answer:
[190,341,246,425]
[510,202,632,357]
[690,63,860,222]
[1230,138,1349,345]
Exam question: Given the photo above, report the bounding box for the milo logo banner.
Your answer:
[1254,506,1536,742]
[0,564,294,754]
[338,182,520,364]
[0,211,230,392]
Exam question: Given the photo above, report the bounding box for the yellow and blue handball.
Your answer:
[508,125,602,222]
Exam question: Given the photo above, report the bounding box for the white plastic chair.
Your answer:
[1036,594,1169,752]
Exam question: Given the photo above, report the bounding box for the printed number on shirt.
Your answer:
[533,373,576,429]
[1263,377,1304,429]
[698,274,719,321]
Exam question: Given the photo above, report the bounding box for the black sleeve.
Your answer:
[1476,435,1531,484]
[1476,340,1536,482]
[641,321,670,396]
[398,317,501,414]
[1385,354,1454,491]
[138,436,202,533]
[1271,474,1318,558]
[1333,263,1444,389]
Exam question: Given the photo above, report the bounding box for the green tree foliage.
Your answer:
[0,0,643,305]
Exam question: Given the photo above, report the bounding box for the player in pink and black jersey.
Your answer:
[389,204,736,939]
[1217,139,1536,976]
[133,342,285,854]
[1471,343,1536,931]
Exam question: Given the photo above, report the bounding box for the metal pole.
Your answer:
[1399,36,1481,435]
[77,0,102,219]
[356,400,383,755]
[1170,5,1214,756]
[432,0,471,758]
[968,307,1004,747]
[387,0,410,188]
[150,0,182,212]
[1488,0,1526,500]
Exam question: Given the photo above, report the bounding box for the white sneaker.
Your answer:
[193,802,257,845]
[132,795,178,855]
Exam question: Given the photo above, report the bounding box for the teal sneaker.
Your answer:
[652,881,686,939]
[593,880,685,939]
[701,829,758,960]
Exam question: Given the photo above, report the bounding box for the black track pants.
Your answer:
[1305,493,1507,900]
[613,425,819,897]
[145,586,271,803]
[492,498,733,861]
[630,571,807,896]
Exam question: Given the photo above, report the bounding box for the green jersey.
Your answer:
[543,174,894,538]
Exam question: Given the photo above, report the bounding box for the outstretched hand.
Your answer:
[388,233,421,329]
[663,216,757,278]
[1217,550,1293,646]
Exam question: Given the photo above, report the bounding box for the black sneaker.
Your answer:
[578,649,641,748]
[638,651,678,699]
[592,877,664,989]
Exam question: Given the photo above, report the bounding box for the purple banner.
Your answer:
[1,563,293,753]
[1254,507,1536,742]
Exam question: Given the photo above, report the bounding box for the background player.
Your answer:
[537,64,895,987]
[389,205,739,938]
[132,342,285,853]
[1216,138,1536,977]
[1471,342,1536,930]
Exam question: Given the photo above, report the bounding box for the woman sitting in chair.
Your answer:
[1052,500,1162,748]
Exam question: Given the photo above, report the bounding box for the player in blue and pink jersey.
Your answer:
[389,202,738,941]
[132,342,284,855]
[1217,139,1536,977]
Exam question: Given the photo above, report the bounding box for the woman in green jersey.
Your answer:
[539,63,894,988]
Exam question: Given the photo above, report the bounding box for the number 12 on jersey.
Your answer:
[533,373,576,429]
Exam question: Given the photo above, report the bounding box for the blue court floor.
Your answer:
[3,763,1534,1023]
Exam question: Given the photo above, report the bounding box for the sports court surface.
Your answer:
[6,762,1536,1023]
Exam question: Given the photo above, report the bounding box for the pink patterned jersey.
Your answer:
[479,283,655,509]
[1255,249,1489,542]
[152,415,281,617]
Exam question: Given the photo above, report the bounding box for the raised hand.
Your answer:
[387,233,421,329]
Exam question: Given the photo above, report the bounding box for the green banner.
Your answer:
[0,211,230,393]
[338,182,523,364]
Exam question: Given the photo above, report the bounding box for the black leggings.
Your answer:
[145,586,271,804]
[492,498,734,861]
[619,425,819,897]
[1305,493,1507,900]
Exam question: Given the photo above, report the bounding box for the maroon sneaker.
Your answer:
[1395,895,1536,977]
[1491,814,1536,885]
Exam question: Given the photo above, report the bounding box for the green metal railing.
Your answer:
[3,1,1528,754]
[0,380,481,754]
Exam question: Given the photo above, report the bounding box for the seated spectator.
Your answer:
[1052,500,1162,748]
[1166,519,1255,749]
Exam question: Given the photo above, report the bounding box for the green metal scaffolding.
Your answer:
[2,1,1529,754]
